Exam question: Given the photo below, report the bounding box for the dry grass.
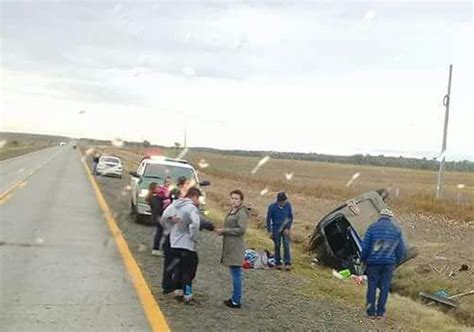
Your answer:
[186,151,474,223]
[0,144,51,161]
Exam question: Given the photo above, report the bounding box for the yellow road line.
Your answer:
[0,178,32,204]
[80,152,171,332]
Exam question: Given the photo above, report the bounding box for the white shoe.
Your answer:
[151,250,163,257]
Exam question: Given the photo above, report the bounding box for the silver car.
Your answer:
[96,156,123,178]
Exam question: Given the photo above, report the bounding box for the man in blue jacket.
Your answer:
[361,208,406,319]
[266,192,294,271]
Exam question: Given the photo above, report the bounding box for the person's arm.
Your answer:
[360,227,373,262]
[286,203,294,230]
[199,216,215,231]
[223,209,248,236]
[266,205,273,233]
[189,208,200,243]
[395,231,407,265]
[160,205,176,228]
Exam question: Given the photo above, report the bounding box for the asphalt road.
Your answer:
[0,146,150,331]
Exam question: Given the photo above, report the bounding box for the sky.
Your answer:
[1,1,473,161]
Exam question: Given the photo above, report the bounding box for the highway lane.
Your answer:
[0,146,151,331]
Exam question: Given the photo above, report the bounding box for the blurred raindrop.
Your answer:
[198,159,210,169]
[124,185,132,191]
[251,156,270,174]
[363,10,377,23]
[112,3,122,14]
[260,187,269,196]
[138,244,146,252]
[0,140,7,149]
[182,66,196,77]
[345,172,360,187]
[111,138,124,148]
[285,172,294,181]
[436,149,447,161]
[457,184,465,189]
[34,237,44,245]
[166,258,181,272]
[85,148,95,155]
[177,148,189,159]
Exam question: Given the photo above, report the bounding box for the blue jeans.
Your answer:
[365,264,395,317]
[273,231,291,266]
[230,266,242,305]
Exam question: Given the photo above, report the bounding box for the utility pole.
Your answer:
[436,64,453,199]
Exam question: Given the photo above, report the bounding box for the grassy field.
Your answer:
[185,151,474,223]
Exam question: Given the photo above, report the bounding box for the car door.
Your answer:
[131,161,145,205]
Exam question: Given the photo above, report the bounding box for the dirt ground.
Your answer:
[95,168,397,331]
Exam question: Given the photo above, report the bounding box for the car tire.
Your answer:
[130,199,142,223]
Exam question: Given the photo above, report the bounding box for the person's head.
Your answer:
[230,189,244,208]
[177,176,188,188]
[146,182,158,203]
[164,176,172,188]
[376,188,389,202]
[185,186,202,206]
[277,192,287,206]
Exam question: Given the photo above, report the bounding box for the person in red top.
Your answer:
[151,176,172,256]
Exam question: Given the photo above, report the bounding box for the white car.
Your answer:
[96,156,123,178]
[129,156,210,223]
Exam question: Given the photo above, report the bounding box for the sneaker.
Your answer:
[285,265,291,271]
[224,299,241,309]
[174,289,184,301]
[275,265,283,270]
[376,315,387,320]
[151,250,163,257]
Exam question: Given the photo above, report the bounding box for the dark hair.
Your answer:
[277,192,287,202]
[185,186,202,198]
[376,188,389,201]
[146,182,158,203]
[230,189,244,201]
[177,176,187,187]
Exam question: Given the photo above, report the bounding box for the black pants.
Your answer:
[152,222,164,250]
[162,236,174,293]
[171,248,198,295]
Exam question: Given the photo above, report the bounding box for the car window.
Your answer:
[143,164,196,182]
[101,157,120,164]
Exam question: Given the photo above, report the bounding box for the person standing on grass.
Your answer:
[216,189,249,309]
[150,176,172,257]
[361,208,406,320]
[266,192,294,271]
[92,152,100,175]
[161,187,206,303]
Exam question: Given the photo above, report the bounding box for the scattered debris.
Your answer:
[458,264,469,272]
[198,159,210,169]
[420,291,458,308]
[285,172,294,180]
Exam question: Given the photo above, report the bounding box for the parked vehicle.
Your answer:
[129,155,210,223]
[96,156,123,178]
